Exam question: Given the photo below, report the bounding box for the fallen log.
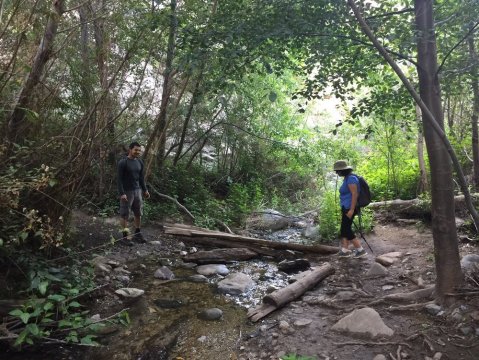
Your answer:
[369,194,479,217]
[165,226,338,254]
[178,236,290,258]
[247,262,335,322]
[182,248,258,264]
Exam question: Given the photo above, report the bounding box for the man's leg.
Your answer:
[119,192,133,246]
[132,190,146,243]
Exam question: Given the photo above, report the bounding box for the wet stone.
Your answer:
[198,308,223,321]
[154,266,175,280]
[153,298,184,309]
[188,274,208,283]
[277,259,310,273]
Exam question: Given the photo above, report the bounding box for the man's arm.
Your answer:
[117,159,126,195]
[139,160,150,198]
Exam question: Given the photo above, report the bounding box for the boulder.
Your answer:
[331,307,394,338]
[217,273,255,295]
[245,209,292,231]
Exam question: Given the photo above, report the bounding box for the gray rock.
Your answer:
[331,307,394,338]
[382,285,394,291]
[115,288,144,299]
[198,308,223,321]
[188,274,208,283]
[450,308,463,322]
[178,262,197,269]
[425,303,442,316]
[293,319,312,327]
[373,355,387,360]
[334,291,357,301]
[245,209,291,231]
[154,266,175,280]
[217,273,255,295]
[460,254,479,271]
[197,264,229,276]
[302,226,320,239]
[366,263,389,277]
[154,298,184,309]
[277,259,310,273]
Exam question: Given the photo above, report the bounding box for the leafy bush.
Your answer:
[3,252,128,348]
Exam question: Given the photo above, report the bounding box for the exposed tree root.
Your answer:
[368,285,435,306]
[333,341,412,349]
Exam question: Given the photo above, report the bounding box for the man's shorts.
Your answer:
[119,189,143,218]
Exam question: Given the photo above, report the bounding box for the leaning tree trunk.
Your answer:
[468,24,479,190]
[348,0,464,303]
[6,0,64,144]
[413,0,463,301]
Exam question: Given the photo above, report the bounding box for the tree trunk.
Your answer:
[164,225,339,254]
[347,0,465,303]
[6,0,64,144]
[415,104,429,194]
[144,0,177,177]
[468,24,479,190]
[414,0,463,302]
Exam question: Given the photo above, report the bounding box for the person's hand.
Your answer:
[120,194,128,202]
[346,209,354,219]
[144,191,150,199]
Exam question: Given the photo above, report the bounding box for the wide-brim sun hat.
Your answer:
[333,160,353,171]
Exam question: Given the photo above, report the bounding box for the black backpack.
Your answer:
[350,174,372,208]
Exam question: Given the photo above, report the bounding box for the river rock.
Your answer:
[154,266,175,280]
[188,274,208,283]
[373,355,387,360]
[331,307,394,338]
[115,288,144,299]
[365,263,389,277]
[154,299,184,309]
[277,259,311,273]
[217,273,255,295]
[197,264,229,276]
[198,308,223,321]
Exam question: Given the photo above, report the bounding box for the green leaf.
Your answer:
[19,312,30,324]
[80,335,98,346]
[26,324,40,336]
[68,301,81,308]
[19,232,29,241]
[14,329,29,347]
[38,281,49,295]
[269,91,277,102]
[9,309,24,317]
[43,302,54,311]
[47,294,66,302]
[58,320,72,328]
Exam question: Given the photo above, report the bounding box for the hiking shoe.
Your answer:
[132,231,146,243]
[353,249,367,258]
[337,250,352,258]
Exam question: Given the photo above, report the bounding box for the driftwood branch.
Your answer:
[149,186,195,221]
[247,263,335,322]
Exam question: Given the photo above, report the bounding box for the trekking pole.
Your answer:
[353,209,374,254]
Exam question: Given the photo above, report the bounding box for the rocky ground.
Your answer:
[5,211,479,360]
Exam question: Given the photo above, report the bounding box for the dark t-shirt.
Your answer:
[117,157,147,195]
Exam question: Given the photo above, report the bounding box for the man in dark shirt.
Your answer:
[118,142,150,245]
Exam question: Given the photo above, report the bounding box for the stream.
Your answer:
[86,226,317,360]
